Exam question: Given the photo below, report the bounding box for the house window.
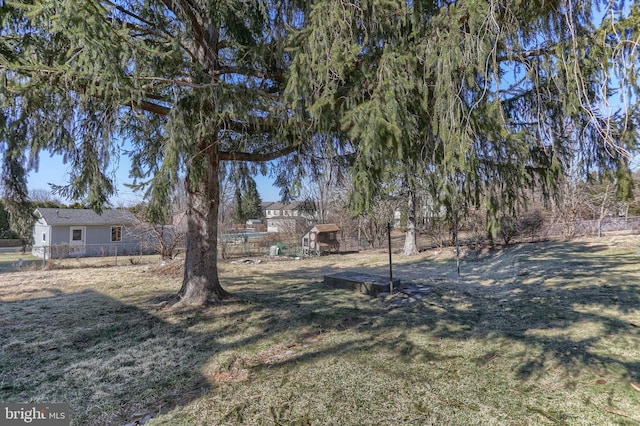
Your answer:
[72,229,83,241]
[329,232,336,240]
[111,226,122,242]
[42,233,46,242]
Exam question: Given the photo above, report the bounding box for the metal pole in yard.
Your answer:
[387,221,393,294]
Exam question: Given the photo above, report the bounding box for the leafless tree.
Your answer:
[29,189,62,205]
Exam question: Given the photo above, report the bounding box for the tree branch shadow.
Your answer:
[1,239,639,424]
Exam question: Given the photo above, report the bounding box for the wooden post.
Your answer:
[387,221,393,294]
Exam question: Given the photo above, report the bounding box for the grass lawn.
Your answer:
[1,237,640,425]
[0,250,42,272]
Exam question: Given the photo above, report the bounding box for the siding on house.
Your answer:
[262,201,323,233]
[32,208,143,258]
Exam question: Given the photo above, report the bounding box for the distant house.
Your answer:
[262,201,323,233]
[32,208,142,258]
[302,224,341,255]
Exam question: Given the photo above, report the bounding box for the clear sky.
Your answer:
[27,152,284,206]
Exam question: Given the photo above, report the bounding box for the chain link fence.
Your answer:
[28,243,153,269]
[11,216,640,266]
[219,235,370,259]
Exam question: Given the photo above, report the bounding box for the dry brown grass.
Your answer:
[1,236,640,425]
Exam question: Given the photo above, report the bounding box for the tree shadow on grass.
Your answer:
[0,288,219,425]
[389,241,640,372]
[218,238,640,358]
[0,278,405,425]
[211,240,640,419]
[2,239,639,424]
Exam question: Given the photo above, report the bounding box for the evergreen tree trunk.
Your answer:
[178,146,230,306]
[403,188,419,256]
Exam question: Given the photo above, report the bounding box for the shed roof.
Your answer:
[312,224,340,233]
[36,208,139,226]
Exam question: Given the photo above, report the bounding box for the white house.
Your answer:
[262,201,322,233]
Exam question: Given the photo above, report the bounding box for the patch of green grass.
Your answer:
[1,238,640,425]
[0,251,41,272]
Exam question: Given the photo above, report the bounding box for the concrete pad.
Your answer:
[324,271,401,296]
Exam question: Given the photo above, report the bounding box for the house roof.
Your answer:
[262,201,316,209]
[312,223,340,233]
[264,202,285,210]
[283,201,306,210]
[36,208,139,226]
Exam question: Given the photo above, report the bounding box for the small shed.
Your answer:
[302,224,340,256]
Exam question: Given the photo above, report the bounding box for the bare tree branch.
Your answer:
[219,141,305,162]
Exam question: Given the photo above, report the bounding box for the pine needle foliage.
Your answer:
[287,0,640,222]
[1,0,640,303]
[1,0,311,304]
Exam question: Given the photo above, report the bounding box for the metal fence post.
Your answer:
[387,222,393,294]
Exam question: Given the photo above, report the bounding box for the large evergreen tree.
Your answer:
[1,0,310,306]
[2,0,639,307]
[0,200,17,239]
[231,168,263,225]
[287,0,640,237]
